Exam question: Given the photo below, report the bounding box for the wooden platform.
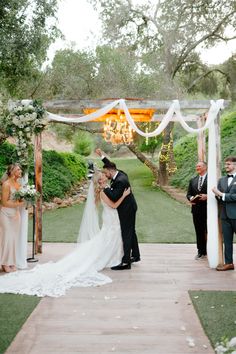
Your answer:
[6,243,236,354]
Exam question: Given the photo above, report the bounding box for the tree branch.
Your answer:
[187,68,230,91]
[52,121,103,134]
[172,10,236,78]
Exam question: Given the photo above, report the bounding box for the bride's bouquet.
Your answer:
[13,184,40,208]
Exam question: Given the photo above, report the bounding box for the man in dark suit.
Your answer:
[186,161,208,260]
[212,156,236,271]
[95,149,140,270]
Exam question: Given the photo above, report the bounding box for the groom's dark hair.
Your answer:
[103,161,117,170]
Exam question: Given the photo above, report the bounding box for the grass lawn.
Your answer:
[189,290,236,349]
[0,294,40,353]
[28,158,195,243]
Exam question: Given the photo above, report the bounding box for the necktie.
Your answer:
[227,174,234,178]
[198,176,203,190]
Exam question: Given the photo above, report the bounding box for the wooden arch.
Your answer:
[34,99,229,258]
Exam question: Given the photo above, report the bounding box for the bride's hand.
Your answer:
[123,187,131,197]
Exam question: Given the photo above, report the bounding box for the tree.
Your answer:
[0,0,60,96]
[89,0,236,83]
[88,0,236,183]
[41,48,96,99]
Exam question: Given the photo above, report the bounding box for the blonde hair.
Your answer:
[93,170,104,205]
[0,163,21,185]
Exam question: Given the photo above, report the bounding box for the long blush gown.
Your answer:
[0,187,21,267]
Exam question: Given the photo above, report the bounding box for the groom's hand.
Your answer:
[95,148,102,157]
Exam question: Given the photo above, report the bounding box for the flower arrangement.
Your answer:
[215,337,236,354]
[12,184,40,207]
[4,99,47,170]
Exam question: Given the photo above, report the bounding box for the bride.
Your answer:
[0,171,130,297]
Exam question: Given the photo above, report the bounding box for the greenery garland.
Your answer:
[4,99,47,171]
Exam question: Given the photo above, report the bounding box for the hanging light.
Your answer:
[103,114,134,145]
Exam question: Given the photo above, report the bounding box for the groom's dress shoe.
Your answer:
[111,263,131,270]
[131,257,141,263]
[216,263,234,271]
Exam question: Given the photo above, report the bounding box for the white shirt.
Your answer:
[222,172,236,200]
[112,171,119,181]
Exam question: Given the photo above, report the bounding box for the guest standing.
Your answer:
[186,161,208,259]
[0,164,24,273]
[212,156,236,271]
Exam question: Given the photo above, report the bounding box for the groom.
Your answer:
[95,149,140,270]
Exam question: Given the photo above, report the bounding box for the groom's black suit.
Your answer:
[216,175,236,264]
[102,157,140,264]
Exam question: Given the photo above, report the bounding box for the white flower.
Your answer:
[215,345,228,354]
[21,99,32,106]
[12,117,19,125]
[8,100,17,111]
[229,338,236,348]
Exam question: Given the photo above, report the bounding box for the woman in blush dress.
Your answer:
[0,164,24,273]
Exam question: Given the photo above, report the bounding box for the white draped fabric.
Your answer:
[77,180,100,243]
[17,173,28,269]
[48,99,225,268]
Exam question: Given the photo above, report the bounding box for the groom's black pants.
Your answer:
[119,210,140,264]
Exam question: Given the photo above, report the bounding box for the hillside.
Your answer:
[171,109,236,189]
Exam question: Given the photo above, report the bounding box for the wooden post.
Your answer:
[34,133,43,254]
[215,113,223,265]
[196,114,206,162]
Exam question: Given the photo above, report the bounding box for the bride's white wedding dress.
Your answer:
[0,200,123,297]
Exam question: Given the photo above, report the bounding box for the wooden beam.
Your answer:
[44,99,231,113]
[34,133,43,254]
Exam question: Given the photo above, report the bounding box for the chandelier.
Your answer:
[103,115,134,145]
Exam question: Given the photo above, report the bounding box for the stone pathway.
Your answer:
[6,243,236,354]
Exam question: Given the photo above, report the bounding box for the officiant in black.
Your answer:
[186,161,208,260]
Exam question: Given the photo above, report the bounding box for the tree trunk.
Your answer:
[127,143,159,181]
[167,130,177,176]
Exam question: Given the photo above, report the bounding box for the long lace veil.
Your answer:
[77,177,100,243]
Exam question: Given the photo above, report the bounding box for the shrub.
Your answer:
[42,150,87,202]
[0,142,17,177]
[60,152,87,183]
[73,131,93,156]
[171,134,198,189]
[0,144,87,202]
[171,110,236,189]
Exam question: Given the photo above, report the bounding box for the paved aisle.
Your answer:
[6,244,236,354]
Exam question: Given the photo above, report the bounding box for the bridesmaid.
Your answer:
[0,164,24,273]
